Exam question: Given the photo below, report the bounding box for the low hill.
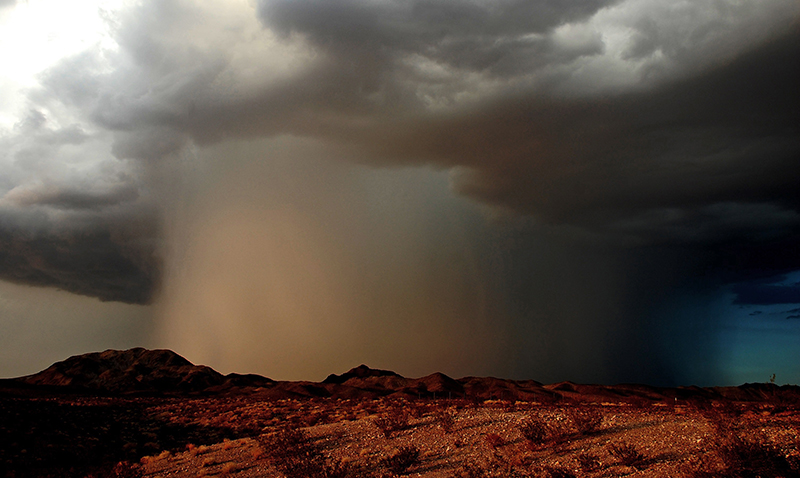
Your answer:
[17,348,270,395]
[9,347,800,403]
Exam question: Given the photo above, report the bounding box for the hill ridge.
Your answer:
[9,348,800,403]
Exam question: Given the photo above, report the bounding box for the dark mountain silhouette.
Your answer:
[16,348,272,395]
[7,348,800,403]
[323,364,403,384]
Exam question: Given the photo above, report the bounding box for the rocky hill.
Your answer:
[16,348,270,394]
[8,348,800,403]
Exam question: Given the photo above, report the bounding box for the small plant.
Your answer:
[260,426,311,459]
[258,426,357,478]
[715,435,798,477]
[373,409,409,438]
[485,433,505,449]
[567,407,603,435]
[608,442,646,469]
[576,451,601,472]
[382,446,420,474]
[435,409,456,434]
[518,417,550,446]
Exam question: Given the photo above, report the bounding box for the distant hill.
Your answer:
[7,348,800,403]
[16,348,271,395]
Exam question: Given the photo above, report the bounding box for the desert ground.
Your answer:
[2,349,799,477]
[4,391,800,477]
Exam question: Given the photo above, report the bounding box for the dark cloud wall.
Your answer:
[1,0,799,384]
[0,206,160,304]
[336,26,800,242]
[7,0,798,296]
[259,0,614,78]
[0,104,160,304]
[78,0,799,251]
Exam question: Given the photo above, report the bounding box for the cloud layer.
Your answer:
[1,0,799,328]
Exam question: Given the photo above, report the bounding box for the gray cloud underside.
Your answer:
[9,0,800,303]
[87,1,798,240]
[370,30,800,236]
[0,207,159,304]
[259,0,614,76]
[0,104,158,304]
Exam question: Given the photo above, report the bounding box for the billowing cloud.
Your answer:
[0,207,159,304]
[0,101,158,304]
[5,0,800,295]
[68,0,798,247]
[1,0,799,384]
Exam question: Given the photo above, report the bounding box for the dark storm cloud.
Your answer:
[1,106,159,304]
[61,0,615,161]
[7,0,800,310]
[361,28,800,241]
[0,207,159,304]
[733,280,800,306]
[80,0,798,248]
[259,0,611,77]
[112,0,797,250]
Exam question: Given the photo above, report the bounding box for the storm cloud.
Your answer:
[0,208,159,303]
[1,0,799,383]
[77,0,800,243]
[0,106,159,304]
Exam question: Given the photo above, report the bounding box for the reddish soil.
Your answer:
[2,349,799,477]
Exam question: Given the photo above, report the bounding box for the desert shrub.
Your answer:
[567,407,603,435]
[435,409,456,434]
[485,433,505,449]
[576,452,601,472]
[607,442,646,469]
[382,446,420,474]
[714,436,799,478]
[373,409,409,438]
[257,426,354,478]
[259,427,310,459]
[692,402,799,478]
[518,416,550,446]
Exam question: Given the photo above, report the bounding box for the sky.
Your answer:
[0,0,798,386]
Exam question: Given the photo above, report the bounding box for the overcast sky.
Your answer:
[1,0,798,385]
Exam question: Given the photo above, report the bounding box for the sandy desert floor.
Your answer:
[129,398,800,478]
